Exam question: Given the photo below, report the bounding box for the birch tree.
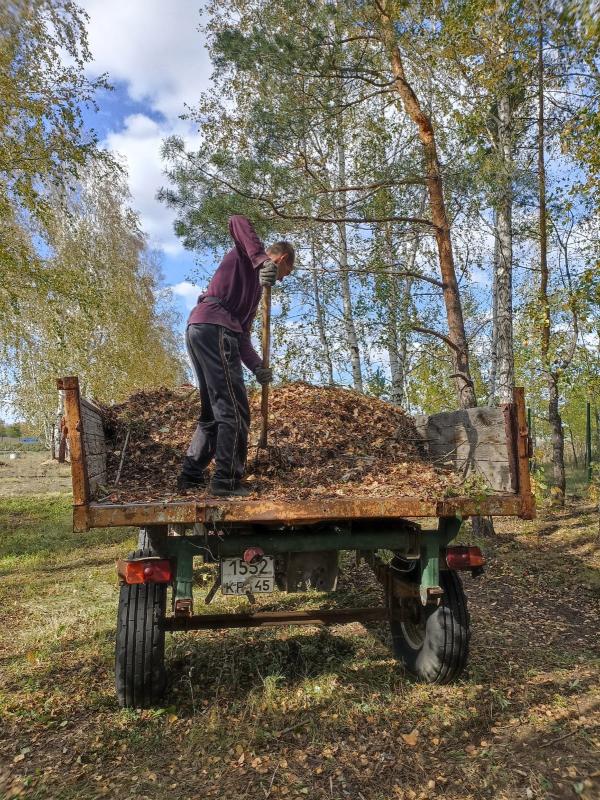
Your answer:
[490,4,517,404]
[2,166,186,431]
[0,0,109,327]
[161,0,474,401]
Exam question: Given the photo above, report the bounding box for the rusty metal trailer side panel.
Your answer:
[60,376,536,532]
[73,492,527,531]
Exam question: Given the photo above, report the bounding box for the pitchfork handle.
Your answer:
[259,284,271,448]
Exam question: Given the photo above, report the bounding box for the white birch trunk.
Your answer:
[383,226,420,406]
[336,137,363,392]
[310,236,335,385]
[492,7,515,404]
[494,112,515,404]
[382,226,403,404]
[489,211,499,405]
[52,391,64,459]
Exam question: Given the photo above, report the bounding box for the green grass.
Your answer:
[0,495,598,800]
[541,464,595,496]
[0,495,134,574]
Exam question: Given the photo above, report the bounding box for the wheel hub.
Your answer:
[400,602,426,649]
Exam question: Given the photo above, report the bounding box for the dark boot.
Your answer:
[177,472,207,493]
[209,482,251,498]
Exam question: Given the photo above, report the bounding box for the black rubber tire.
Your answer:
[389,570,470,684]
[115,548,167,708]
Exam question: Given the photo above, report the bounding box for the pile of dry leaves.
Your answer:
[99,383,459,502]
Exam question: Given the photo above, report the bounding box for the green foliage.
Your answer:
[0,1,105,206]
[0,0,111,320]
[0,422,23,438]
[514,292,600,468]
[0,1,180,434]
[157,0,600,437]
[160,0,478,406]
[530,461,548,503]
[1,165,187,436]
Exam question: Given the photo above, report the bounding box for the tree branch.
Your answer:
[296,265,444,287]
[412,326,460,353]
[315,177,426,194]
[338,35,382,44]
[263,208,435,227]
[448,372,475,387]
[382,267,443,287]
[188,160,436,228]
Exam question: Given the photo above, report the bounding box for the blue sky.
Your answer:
[79,0,216,320]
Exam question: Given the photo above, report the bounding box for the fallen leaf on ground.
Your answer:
[401,729,419,747]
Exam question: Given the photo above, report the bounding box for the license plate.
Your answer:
[220,556,275,595]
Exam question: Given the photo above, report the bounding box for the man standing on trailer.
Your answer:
[178,215,295,497]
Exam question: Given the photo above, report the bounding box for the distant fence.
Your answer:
[0,436,47,453]
[527,401,598,485]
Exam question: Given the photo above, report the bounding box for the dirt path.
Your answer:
[0,451,72,497]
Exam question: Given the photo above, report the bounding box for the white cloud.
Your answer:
[171,280,205,310]
[81,0,212,119]
[470,266,491,287]
[80,0,210,254]
[103,113,195,253]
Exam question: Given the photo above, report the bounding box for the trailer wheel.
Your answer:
[115,549,167,708]
[389,569,470,684]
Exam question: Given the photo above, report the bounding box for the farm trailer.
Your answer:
[58,376,535,708]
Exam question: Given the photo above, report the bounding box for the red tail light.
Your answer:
[445,546,486,571]
[117,558,173,584]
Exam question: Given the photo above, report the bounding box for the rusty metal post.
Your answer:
[57,377,89,507]
[586,401,593,483]
[513,387,535,519]
[83,493,527,530]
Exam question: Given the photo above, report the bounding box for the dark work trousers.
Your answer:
[181,323,250,490]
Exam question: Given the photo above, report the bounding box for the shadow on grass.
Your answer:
[10,603,599,703]
[3,553,599,800]
[167,626,362,705]
[5,637,598,800]
[471,503,599,586]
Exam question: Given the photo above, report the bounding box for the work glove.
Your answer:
[259,259,277,287]
[253,366,273,385]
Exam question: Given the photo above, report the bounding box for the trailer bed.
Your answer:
[58,377,535,531]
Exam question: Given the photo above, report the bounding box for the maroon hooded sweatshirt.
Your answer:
[187,215,268,372]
